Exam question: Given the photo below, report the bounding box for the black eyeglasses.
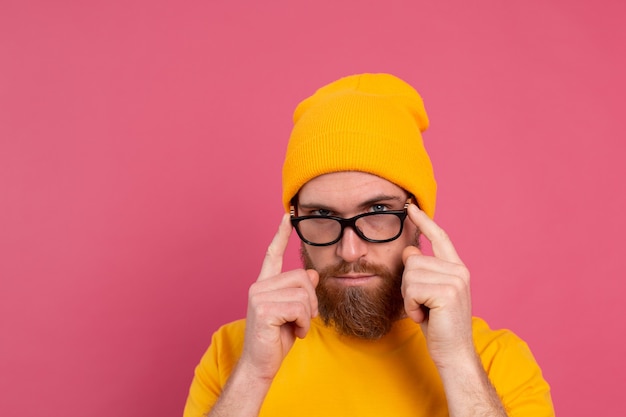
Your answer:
[290,200,411,246]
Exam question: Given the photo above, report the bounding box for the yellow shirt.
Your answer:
[184,317,554,416]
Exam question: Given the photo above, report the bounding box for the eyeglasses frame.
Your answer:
[289,198,412,247]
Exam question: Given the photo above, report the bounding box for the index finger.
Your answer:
[257,214,292,281]
[407,204,464,265]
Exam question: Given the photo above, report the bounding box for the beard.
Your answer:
[301,246,406,340]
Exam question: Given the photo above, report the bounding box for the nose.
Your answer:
[335,226,368,263]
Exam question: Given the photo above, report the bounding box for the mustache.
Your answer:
[318,260,393,278]
[300,245,399,279]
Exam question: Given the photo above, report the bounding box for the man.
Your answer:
[184,73,554,416]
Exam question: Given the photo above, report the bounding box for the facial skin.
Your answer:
[296,171,420,339]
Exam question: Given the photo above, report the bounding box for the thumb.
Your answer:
[306,269,320,288]
[402,245,422,265]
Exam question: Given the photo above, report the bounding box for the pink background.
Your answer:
[1,1,624,415]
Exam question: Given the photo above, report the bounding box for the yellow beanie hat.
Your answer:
[282,73,437,218]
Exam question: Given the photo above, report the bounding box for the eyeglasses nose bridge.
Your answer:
[339,216,369,240]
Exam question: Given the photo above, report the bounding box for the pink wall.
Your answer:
[1,1,624,415]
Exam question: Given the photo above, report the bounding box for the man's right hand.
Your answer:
[238,214,319,381]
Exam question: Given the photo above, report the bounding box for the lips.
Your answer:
[335,274,375,279]
[317,260,391,287]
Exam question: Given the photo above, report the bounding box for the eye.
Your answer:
[371,204,389,213]
[313,208,332,217]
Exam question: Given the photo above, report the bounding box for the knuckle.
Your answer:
[294,288,310,303]
[294,301,309,315]
[264,247,277,262]
[442,284,459,300]
[459,266,470,282]
[247,292,264,312]
[254,302,270,316]
[446,275,468,297]
[248,285,257,299]
[248,282,262,298]
[282,302,306,320]
[450,263,470,282]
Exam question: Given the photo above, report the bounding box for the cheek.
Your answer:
[401,222,420,247]
[384,243,409,269]
[380,229,418,269]
[369,239,408,270]
[301,244,335,269]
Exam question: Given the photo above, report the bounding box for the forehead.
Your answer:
[298,171,406,207]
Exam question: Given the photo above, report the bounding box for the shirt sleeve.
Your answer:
[473,319,555,417]
[182,320,246,417]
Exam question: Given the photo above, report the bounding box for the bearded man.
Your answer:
[183,74,554,417]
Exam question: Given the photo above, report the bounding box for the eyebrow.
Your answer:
[298,194,406,213]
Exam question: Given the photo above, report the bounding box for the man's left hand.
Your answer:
[401,203,475,367]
